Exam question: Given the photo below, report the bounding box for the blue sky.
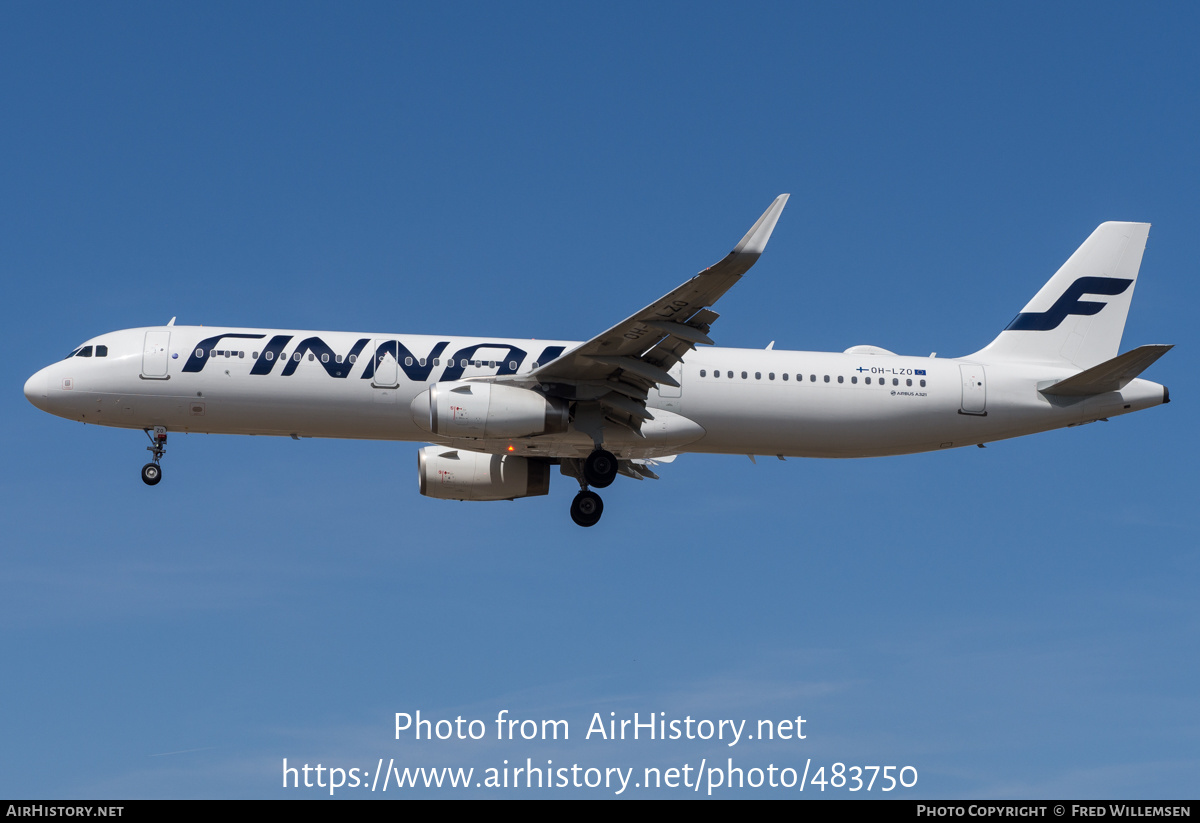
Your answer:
[2,2,1196,798]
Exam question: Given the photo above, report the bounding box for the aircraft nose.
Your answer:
[24,368,48,410]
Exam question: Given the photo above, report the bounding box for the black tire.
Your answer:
[570,490,604,527]
[141,463,162,486]
[583,449,618,489]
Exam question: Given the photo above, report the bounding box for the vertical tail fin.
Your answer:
[971,222,1150,369]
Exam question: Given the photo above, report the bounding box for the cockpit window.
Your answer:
[77,346,93,358]
[95,345,108,357]
[64,347,82,360]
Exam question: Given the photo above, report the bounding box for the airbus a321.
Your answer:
[24,196,1171,526]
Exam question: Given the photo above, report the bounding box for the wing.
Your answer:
[491,194,789,434]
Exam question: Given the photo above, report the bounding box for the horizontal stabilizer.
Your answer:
[1040,344,1172,397]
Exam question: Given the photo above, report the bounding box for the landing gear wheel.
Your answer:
[142,427,167,486]
[570,490,604,527]
[141,462,162,486]
[583,449,618,489]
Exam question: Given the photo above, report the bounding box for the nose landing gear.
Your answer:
[141,426,167,486]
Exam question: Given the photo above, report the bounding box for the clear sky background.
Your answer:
[2,2,1196,799]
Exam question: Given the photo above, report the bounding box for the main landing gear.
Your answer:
[569,448,617,527]
[141,426,167,486]
[583,448,617,488]
[570,490,604,528]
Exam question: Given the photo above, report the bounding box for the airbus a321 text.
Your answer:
[24,196,1171,526]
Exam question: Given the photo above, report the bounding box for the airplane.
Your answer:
[24,195,1172,526]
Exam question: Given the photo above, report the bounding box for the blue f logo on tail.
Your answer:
[1005,276,1133,332]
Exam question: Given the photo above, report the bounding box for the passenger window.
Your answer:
[837,375,844,383]
[349,354,357,364]
[432,358,439,366]
[96,345,108,357]
[308,353,314,361]
[727,371,733,378]
[700,369,707,377]
[252,352,259,359]
[769,372,775,380]
[532,362,540,369]
[782,373,788,381]
[321,353,330,363]
[489,361,496,368]
[920,379,926,387]
[907,378,912,386]
[508,361,516,370]
[238,351,244,358]
[823,375,829,383]
[851,376,857,384]
[741,371,747,379]
[461,359,468,368]
[295,353,302,361]
[265,351,275,361]
[866,377,871,384]
[335,355,343,363]
[810,375,816,382]
[893,378,898,386]
[420,358,427,367]
[405,357,413,366]
[755,372,761,380]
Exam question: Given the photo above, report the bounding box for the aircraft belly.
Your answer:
[115,372,430,439]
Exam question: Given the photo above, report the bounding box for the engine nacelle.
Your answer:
[418,447,551,501]
[411,381,569,439]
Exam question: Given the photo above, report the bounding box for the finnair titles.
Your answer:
[24,196,1171,526]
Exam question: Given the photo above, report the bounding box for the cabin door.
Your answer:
[372,340,399,388]
[141,331,171,379]
[959,364,987,415]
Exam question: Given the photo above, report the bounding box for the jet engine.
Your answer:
[411,382,569,439]
[417,447,551,501]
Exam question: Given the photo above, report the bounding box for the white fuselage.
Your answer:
[24,325,1168,460]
